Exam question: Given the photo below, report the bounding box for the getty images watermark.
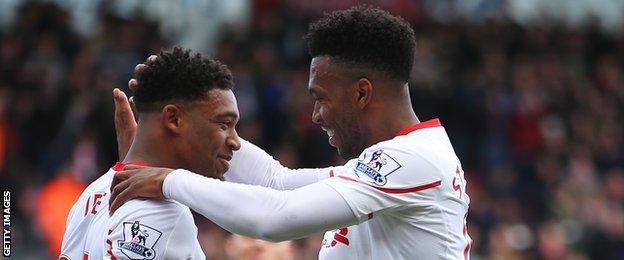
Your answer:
[3,190,10,257]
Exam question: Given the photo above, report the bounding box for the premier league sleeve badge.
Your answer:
[117,221,163,260]
[354,149,402,186]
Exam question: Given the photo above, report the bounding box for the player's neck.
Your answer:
[366,111,419,146]
[123,127,180,169]
[364,86,419,146]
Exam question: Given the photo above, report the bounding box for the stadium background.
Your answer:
[1,0,623,259]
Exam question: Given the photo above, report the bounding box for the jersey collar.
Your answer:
[112,161,149,171]
[395,118,442,136]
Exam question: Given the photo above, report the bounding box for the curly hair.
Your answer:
[134,47,234,112]
[306,5,416,82]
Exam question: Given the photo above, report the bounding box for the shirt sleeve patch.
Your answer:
[353,149,402,186]
[117,221,163,260]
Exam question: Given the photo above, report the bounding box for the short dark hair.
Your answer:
[306,6,416,82]
[134,47,234,112]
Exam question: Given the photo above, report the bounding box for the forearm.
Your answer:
[164,169,358,242]
[225,139,340,190]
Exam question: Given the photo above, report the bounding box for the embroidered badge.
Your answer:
[117,221,162,260]
[354,149,402,186]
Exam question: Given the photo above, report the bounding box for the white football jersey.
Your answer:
[319,119,472,260]
[60,166,117,260]
[60,162,205,260]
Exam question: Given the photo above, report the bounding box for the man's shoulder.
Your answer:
[81,169,116,194]
[360,136,438,169]
[112,198,189,219]
[105,199,194,260]
[107,198,192,247]
[364,126,453,166]
[68,169,115,217]
[373,125,447,150]
[339,133,449,187]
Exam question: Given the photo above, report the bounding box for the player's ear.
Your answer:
[355,78,373,109]
[162,104,183,134]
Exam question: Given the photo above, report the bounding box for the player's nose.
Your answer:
[227,128,241,151]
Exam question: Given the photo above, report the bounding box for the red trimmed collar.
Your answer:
[395,118,442,136]
[112,161,149,171]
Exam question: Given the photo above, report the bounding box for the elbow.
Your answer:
[253,213,299,242]
[255,223,293,242]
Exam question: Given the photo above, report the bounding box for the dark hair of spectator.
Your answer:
[134,47,234,112]
[306,5,416,82]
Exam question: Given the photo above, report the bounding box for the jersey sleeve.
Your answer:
[321,145,443,221]
[59,196,86,259]
[163,169,358,242]
[224,138,343,190]
[103,200,204,259]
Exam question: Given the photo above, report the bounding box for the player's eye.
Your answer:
[220,123,228,131]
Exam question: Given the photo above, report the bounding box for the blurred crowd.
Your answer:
[1,1,623,259]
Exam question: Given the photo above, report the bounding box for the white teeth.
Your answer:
[324,129,333,137]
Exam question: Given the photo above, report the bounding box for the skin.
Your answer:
[309,56,421,158]
[308,57,365,158]
[109,87,241,211]
[225,235,264,260]
[109,55,420,212]
[225,235,294,260]
[174,89,241,178]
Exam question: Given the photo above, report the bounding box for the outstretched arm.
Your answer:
[167,169,357,241]
[110,167,358,242]
[226,139,341,190]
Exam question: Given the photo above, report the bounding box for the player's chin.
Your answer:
[336,145,359,159]
[215,158,230,176]
[335,147,352,159]
[333,140,347,156]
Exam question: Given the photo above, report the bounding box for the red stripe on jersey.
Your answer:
[337,176,442,194]
[331,228,350,247]
[329,170,335,177]
[464,238,472,260]
[396,118,442,136]
[112,161,149,171]
[463,213,472,260]
[84,196,90,216]
[106,229,117,260]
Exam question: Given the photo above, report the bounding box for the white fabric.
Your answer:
[163,121,471,260]
[224,139,341,190]
[60,169,115,260]
[164,169,357,242]
[60,138,333,260]
[60,168,205,260]
[104,199,204,259]
[318,125,471,260]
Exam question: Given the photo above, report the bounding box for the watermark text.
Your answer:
[3,190,11,257]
